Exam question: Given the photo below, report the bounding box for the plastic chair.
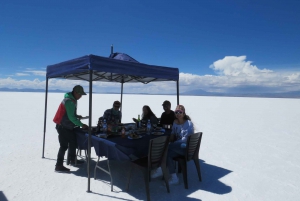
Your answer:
[174,132,203,189]
[126,136,170,201]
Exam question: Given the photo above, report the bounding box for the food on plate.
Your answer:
[129,133,139,139]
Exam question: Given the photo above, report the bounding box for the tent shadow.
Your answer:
[71,159,231,201]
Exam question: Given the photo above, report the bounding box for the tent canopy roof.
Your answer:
[46,54,179,84]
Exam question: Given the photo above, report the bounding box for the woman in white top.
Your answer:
[151,105,194,185]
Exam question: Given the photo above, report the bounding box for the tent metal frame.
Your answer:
[42,52,179,192]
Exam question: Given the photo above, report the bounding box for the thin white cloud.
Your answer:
[16,73,30,76]
[25,70,46,76]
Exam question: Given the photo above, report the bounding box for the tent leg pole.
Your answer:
[120,82,124,117]
[42,77,49,158]
[87,70,92,193]
[176,80,179,105]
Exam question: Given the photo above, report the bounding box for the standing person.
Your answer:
[102,100,122,124]
[160,100,176,127]
[53,85,88,172]
[151,105,194,185]
[133,105,158,126]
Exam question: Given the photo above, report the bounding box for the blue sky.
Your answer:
[1,0,300,94]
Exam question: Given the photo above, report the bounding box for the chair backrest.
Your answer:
[185,132,203,161]
[148,136,169,169]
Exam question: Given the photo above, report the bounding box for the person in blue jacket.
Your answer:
[151,104,194,185]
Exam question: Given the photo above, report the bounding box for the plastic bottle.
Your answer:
[146,119,151,135]
[102,119,107,134]
[121,127,125,138]
[137,114,141,128]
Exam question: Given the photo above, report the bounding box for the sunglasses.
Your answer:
[113,105,120,108]
[175,110,183,115]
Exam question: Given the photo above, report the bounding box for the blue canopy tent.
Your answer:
[43,53,179,192]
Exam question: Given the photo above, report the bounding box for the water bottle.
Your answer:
[121,127,125,138]
[102,119,107,134]
[137,114,141,128]
[146,119,151,135]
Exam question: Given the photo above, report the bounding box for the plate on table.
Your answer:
[151,131,164,136]
[128,134,142,140]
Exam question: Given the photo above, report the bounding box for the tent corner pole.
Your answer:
[176,80,179,105]
[120,81,124,116]
[42,77,49,158]
[87,70,92,192]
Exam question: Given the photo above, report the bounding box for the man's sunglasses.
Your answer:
[113,105,120,108]
[175,110,183,115]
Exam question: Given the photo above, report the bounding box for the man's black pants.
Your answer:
[56,124,77,166]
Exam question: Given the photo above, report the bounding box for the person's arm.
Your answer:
[181,120,194,142]
[150,115,158,125]
[160,113,164,125]
[65,100,83,127]
[102,109,109,120]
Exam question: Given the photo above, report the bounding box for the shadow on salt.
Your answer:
[70,159,232,201]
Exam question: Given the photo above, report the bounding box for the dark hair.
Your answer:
[142,105,157,119]
[184,114,191,121]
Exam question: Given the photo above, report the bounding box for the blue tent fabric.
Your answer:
[47,54,179,83]
[109,52,139,63]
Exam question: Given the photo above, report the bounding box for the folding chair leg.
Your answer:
[143,169,151,201]
[66,147,70,165]
[193,158,202,181]
[75,149,79,166]
[94,157,100,180]
[179,159,188,189]
[126,164,133,192]
[107,160,113,192]
[161,165,170,193]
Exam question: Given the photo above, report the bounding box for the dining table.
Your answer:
[75,125,172,191]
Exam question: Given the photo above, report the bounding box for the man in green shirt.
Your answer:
[53,85,88,172]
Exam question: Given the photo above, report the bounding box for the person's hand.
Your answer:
[132,118,137,122]
[82,124,88,130]
[169,134,176,142]
[77,115,83,119]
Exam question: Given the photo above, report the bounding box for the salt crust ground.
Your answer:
[0,92,300,201]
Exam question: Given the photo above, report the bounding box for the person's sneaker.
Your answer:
[55,165,70,173]
[168,174,179,185]
[151,167,163,179]
[69,159,85,166]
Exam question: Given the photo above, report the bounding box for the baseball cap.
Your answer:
[73,85,87,95]
[162,100,171,106]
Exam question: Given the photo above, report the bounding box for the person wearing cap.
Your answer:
[102,100,122,124]
[160,100,176,128]
[53,85,89,172]
[151,104,194,185]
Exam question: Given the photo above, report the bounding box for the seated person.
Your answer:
[160,100,175,127]
[102,100,122,124]
[133,105,158,126]
[151,104,194,185]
